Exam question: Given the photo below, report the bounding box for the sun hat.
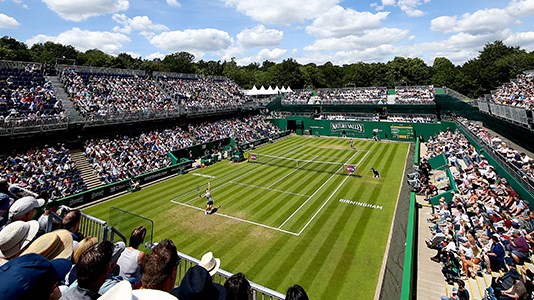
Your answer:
[111,241,125,264]
[21,229,73,259]
[0,253,71,300]
[0,193,12,210]
[8,196,45,220]
[0,220,39,259]
[199,252,221,276]
[173,265,226,300]
[98,280,179,300]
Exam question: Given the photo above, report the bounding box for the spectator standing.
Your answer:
[117,225,146,283]
[140,239,179,292]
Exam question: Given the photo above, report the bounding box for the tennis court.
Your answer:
[84,135,409,299]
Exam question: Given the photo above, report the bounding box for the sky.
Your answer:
[1,0,534,66]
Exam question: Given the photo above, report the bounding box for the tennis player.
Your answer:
[204,182,214,214]
[350,138,354,149]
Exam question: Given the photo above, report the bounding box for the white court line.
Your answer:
[266,155,319,189]
[180,146,302,204]
[230,181,309,197]
[276,150,361,229]
[296,146,374,235]
[170,200,299,236]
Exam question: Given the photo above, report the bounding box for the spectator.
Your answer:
[21,229,73,260]
[62,209,83,243]
[0,220,39,264]
[224,272,252,300]
[285,285,309,300]
[0,192,11,227]
[60,240,114,300]
[8,195,45,222]
[117,225,146,283]
[0,253,71,300]
[38,201,60,234]
[172,265,226,300]
[199,251,220,276]
[66,236,98,286]
[141,239,180,292]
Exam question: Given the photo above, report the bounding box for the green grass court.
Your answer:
[84,136,410,299]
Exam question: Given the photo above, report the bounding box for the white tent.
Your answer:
[274,86,280,93]
[280,86,287,93]
[259,86,266,93]
[246,85,258,96]
[286,86,293,93]
[266,86,275,95]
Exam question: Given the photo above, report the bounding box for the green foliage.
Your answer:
[2,37,534,98]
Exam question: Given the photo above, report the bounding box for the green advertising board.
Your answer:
[390,125,414,140]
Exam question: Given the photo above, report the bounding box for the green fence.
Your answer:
[401,192,417,300]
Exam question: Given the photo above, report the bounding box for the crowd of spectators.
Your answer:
[1,66,65,126]
[282,88,387,105]
[394,86,435,104]
[385,114,435,123]
[84,127,194,184]
[459,118,534,188]
[0,144,86,200]
[158,77,249,111]
[85,115,280,184]
[412,127,534,299]
[0,192,309,299]
[492,73,534,110]
[60,69,175,118]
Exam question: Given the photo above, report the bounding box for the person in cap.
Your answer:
[38,201,60,234]
[172,265,226,300]
[21,229,73,260]
[224,272,251,300]
[199,251,221,277]
[0,253,71,300]
[140,239,180,293]
[60,241,114,300]
[66,236,99,286]
[8,195,45,222]
[285,285,309,300]
[0,220,39,265]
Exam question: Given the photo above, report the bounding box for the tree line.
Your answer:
[1,36,534,98]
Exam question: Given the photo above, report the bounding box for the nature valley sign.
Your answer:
[330,122,364,133]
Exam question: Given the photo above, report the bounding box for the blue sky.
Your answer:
[1,0,533,66]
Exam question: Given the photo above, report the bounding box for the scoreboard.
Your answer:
[390,125,414,140]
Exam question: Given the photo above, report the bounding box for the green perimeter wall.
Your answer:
[270,117,455,141]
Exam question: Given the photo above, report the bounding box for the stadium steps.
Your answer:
[416,203,448,300]
[45,75,84,123]
[70,150,102,190]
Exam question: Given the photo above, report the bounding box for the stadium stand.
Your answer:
[491,72,534,110]
[412,126,534,300]
[0,144,87,200]
[0,61,65,127]
[282,87,387,105]
[394,85,435,104]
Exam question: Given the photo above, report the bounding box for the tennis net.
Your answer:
[248,153,353,175]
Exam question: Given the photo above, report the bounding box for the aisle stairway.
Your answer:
[70,149,101,190]
[45,75,84,123]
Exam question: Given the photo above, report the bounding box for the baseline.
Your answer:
[170,200,299,236]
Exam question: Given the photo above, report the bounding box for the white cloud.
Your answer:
[149,29,233,58]
[112,14,168,38]
[236,25,283,48]
[306,6,389,38]
[506,0,534,17]
[166,0,181,8]
[431,9,512,35]
[26,28,130,54]
[41,0,129,21]
[0,13,19,28]
[372,0,430,17]
[305,27,409,51]
[224,0,340,25]
[236,48,287,65]
[504,31,534,49]
[146,52,166,60]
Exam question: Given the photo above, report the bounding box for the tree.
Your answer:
[30,42,78,64]
[162,52,196,74]
[431,57,457,87]
[0,36,32,61]
[111,53,142,70]
[77,49,113,67]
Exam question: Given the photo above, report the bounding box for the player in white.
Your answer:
[204,182,214,214]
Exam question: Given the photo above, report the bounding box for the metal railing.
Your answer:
[48,207,127,243]
[175,250,285,300]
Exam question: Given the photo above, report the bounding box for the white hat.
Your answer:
[199,252,220,276]
[0,220,39,259]
[8,196,45,220]
[98,281,178,300]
